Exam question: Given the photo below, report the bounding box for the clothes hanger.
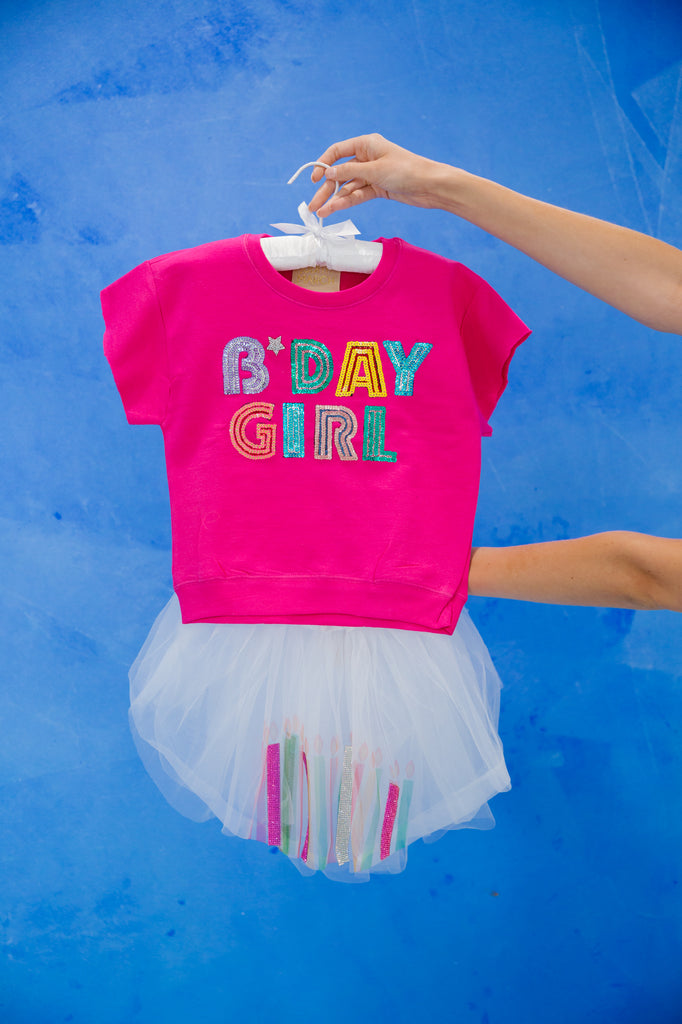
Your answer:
[260,161,383,273]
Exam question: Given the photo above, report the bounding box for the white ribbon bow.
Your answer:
[269,202,362,268]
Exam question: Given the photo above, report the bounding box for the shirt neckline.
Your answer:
[244,233,401,307]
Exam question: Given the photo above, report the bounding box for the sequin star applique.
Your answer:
[267,336,285,355]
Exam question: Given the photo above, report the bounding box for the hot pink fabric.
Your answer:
[102,234,529,634]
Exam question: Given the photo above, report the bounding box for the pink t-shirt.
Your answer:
[102,234,529,634]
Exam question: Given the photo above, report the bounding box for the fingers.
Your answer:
[315,184,378,218]
[308,177,337,214]
[311,137,373,180]
[308,159,375,214]
[311,133,387,183]
[307,134,389,216]
[323,159,367,184]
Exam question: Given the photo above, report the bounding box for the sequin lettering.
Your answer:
[382,340,433,396]
[282,402,305,458]
[363,406,397,463]
[291,340,334,394]
[335,341,387,398]
[229,402,276,459]
[314,406,358,461]
[223,337,269,394]
[221,334,435,465]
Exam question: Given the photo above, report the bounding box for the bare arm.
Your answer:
[309,134,682,334]
[468,532,682,611]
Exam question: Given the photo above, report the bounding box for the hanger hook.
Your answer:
[287,160,340,197]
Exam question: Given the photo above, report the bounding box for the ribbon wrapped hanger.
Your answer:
[261,161,383,273]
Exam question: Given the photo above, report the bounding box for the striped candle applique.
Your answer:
[327,738,341,866]
[260,729,414,874]
[335,746,353,866]
[394,762,415,853]
[359,752,383,872]
[351,745,369,871]
[301,750,311,863]
[380,782,400,860]
[266,743,281,847]
[279,731,299,856]
[313,739,327,870]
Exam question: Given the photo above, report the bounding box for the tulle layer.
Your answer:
[129,595,510,881]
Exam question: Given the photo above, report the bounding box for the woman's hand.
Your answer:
[308,133,449,218]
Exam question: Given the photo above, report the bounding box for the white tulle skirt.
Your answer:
[128,595,510,881]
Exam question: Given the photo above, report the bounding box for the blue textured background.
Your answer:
[2,1,681,1021]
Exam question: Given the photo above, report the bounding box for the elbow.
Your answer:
[629,587,682,614]
[651,279,682,334]
[625,583,667,612]
[670,279,682,334]
[633,581,682,614]
[609,531,682,612]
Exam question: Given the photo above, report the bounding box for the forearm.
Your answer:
[313,134,682,332]
[428,164,682,334]
[468,532,682,611]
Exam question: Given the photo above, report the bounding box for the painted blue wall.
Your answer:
[2,1,681,1021]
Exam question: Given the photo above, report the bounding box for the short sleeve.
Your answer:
[459,269,531,437]
[101,260,170,425]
